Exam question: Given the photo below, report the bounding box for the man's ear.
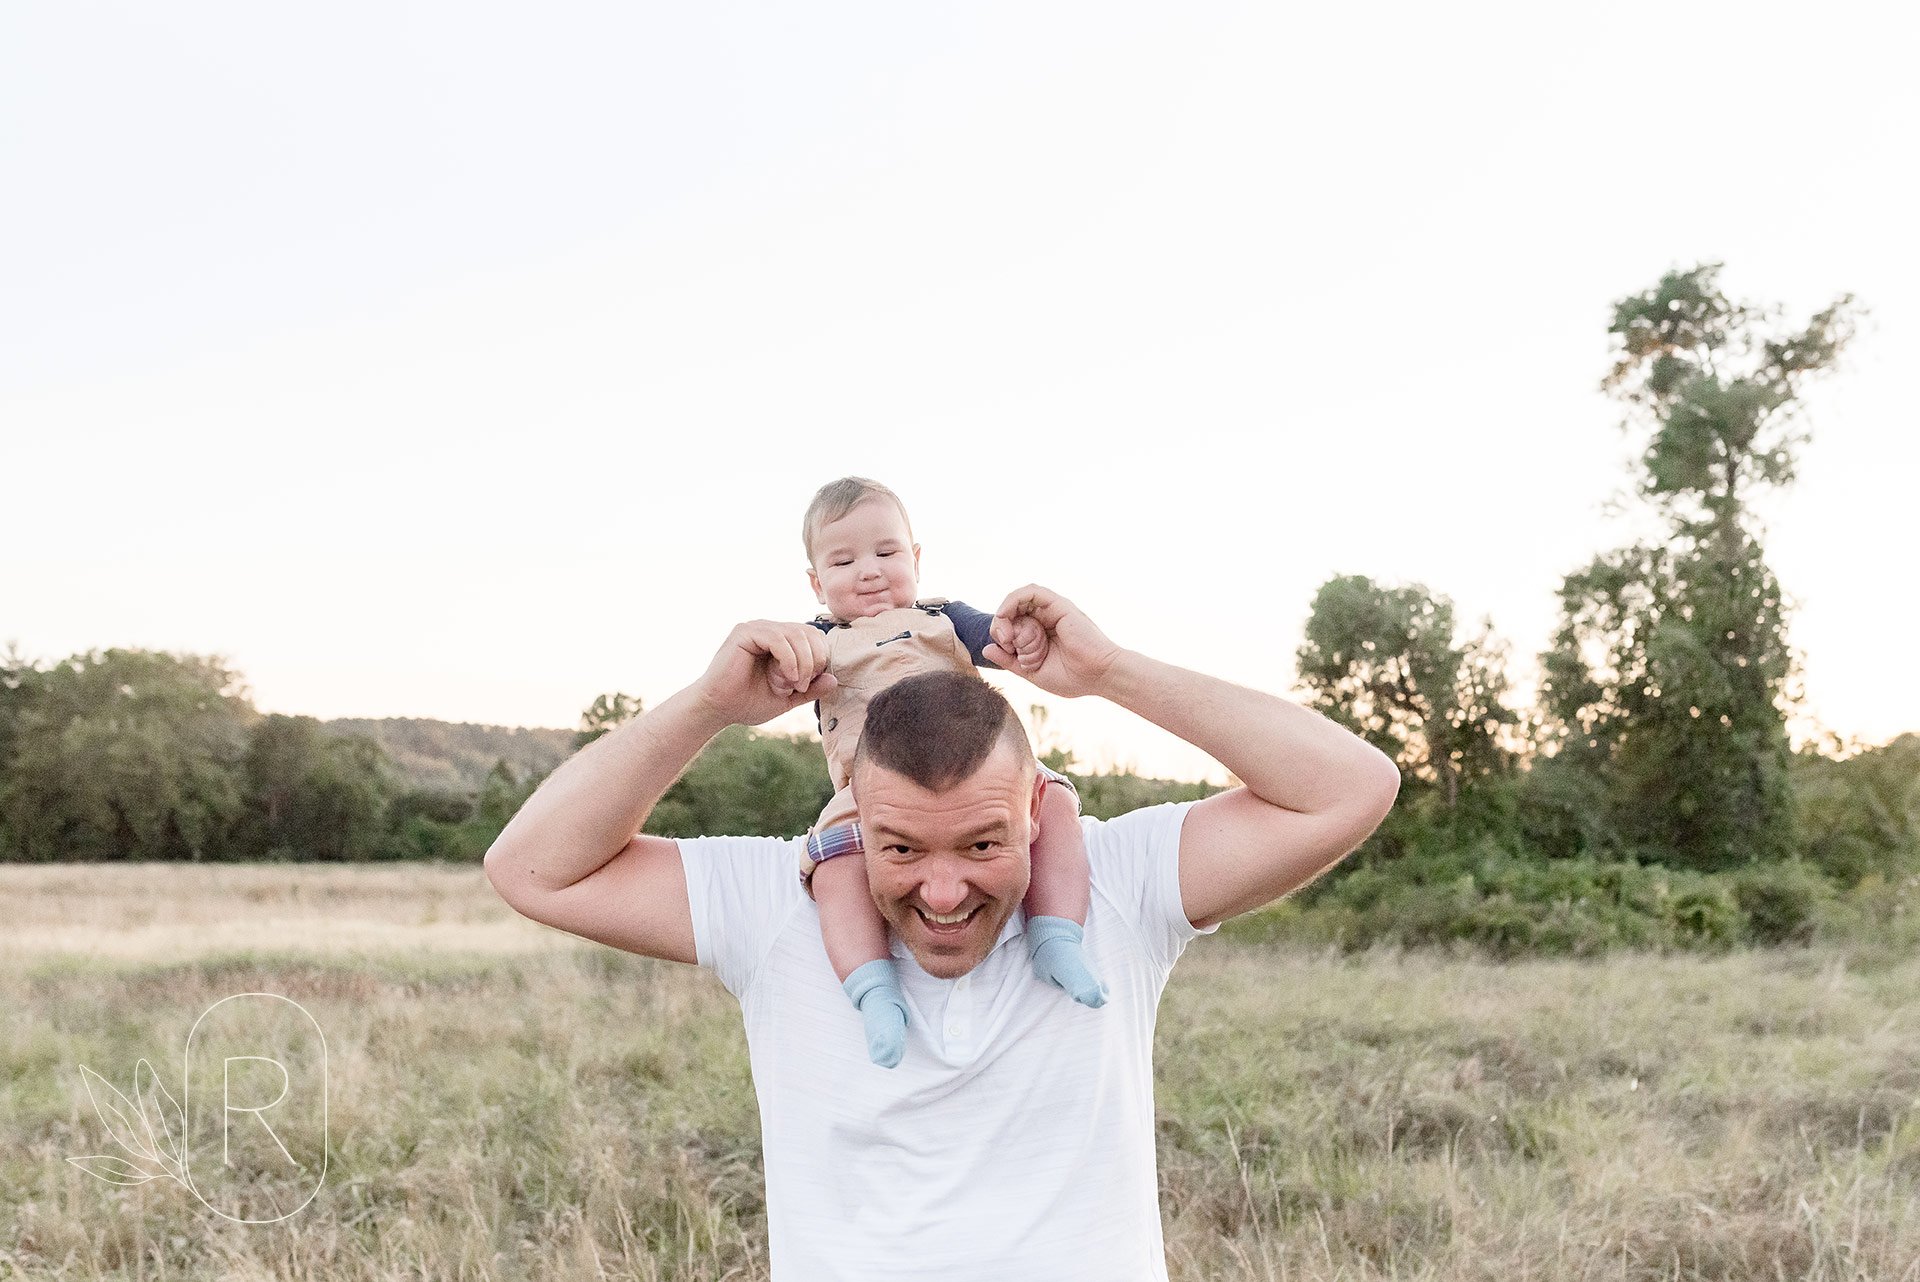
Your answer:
[1029,770,1047,828]
[807,566,825,604]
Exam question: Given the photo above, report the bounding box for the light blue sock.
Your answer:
[842,959,909,1068]
[1027,915,1107,1009]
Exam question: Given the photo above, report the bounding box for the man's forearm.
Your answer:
[484,686,729,899]
[1097,649,1390,817]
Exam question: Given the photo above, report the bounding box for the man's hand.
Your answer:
[485,617,844,966]
[694,620,838,727]
[983,612,1049,676]
[990,586,1123,698]
[989,592,1399,929]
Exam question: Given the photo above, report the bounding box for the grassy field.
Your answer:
[2,862,1917,1281]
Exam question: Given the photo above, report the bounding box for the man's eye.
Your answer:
[972,841,995,852]
[886,844,912,856]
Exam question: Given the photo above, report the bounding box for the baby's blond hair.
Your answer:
[802,477,915,560]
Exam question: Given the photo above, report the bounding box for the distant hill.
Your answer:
[321,718,575,794]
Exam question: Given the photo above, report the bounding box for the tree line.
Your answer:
[3,265,1912,953]
[1283,265,1918,952]
[0,652,1212,866]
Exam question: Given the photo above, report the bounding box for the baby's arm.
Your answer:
[945,598,1048,674]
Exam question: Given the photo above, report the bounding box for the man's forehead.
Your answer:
[856,753,1033,833]
[864,798,1017,841]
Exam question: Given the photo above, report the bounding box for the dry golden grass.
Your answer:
[3,863,1917,1280]
[0,863,566,960]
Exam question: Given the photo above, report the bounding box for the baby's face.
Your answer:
[808,497,921,620]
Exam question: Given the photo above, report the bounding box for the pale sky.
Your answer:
[3,2,1914,782]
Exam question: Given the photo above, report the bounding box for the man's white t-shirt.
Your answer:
[678,800,1217,1282]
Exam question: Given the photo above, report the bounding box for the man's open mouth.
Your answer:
[915,906,979,935]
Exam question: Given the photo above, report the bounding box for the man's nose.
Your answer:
[918,862,968,914]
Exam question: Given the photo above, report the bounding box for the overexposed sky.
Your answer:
[3,2,1913,782]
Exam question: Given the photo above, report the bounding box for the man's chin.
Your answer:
[910,946,986,980]
[899,908,1001,978]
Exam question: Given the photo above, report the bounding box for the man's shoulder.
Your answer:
[676,832,807,906]
[676,831,806,865]
[1084,799,1197,838]
[1083,800,1216,964]
[677,832,809,994]
[1082,801,1197,874]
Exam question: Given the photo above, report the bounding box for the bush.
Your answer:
[1665,884,1739,946]
[1731,860,1832,946]
[1269,842,1845,957]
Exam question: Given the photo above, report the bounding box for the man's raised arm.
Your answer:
[483,621,835,962]
[994,587,1399,931]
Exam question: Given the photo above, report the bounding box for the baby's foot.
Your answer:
[842,959,909,1068]
[1027,915,1108,1009]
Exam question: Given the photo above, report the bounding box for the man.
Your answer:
[485,586,1399,1280]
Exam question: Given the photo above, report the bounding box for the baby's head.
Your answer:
[803,477,922,621]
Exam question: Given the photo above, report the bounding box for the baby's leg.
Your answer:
[807,788,909,1068]
[814,857,908,1067]
[1024,774,1106,1008]
[812,856,889,983]
[1024,780,1090,925]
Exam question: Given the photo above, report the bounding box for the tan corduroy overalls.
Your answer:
[797,600,1078,891]
[799,602,973,881]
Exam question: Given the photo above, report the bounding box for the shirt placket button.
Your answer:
[946,975,971,1040]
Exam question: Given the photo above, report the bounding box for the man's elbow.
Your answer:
[1315,742,1399,852]
[1353,744,1401,832]
[483,834,542,917]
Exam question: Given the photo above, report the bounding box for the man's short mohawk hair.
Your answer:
[855,671,1032,793]
[802,477,914,559]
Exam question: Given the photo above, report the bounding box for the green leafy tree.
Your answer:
[646,726,833,838]
[1792,735,1920,886]
[575,693,643,749]
[475,758,531,829]
[1296,575,1518,810]
[240,715,396,861]
[0,645,42,856]
[1603,263,1855,534]
[381,785,477,860]
[0,643,38,767]
[1067,770,1218,821]
[0,650,254,860]
[1541,265,1856,870]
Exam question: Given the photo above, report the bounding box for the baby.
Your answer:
[797,476,1106,1068]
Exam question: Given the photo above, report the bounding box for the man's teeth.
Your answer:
[921,908,973,925]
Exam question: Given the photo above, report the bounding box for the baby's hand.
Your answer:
[986,612,1049,675]
[1008,614,1048,673]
